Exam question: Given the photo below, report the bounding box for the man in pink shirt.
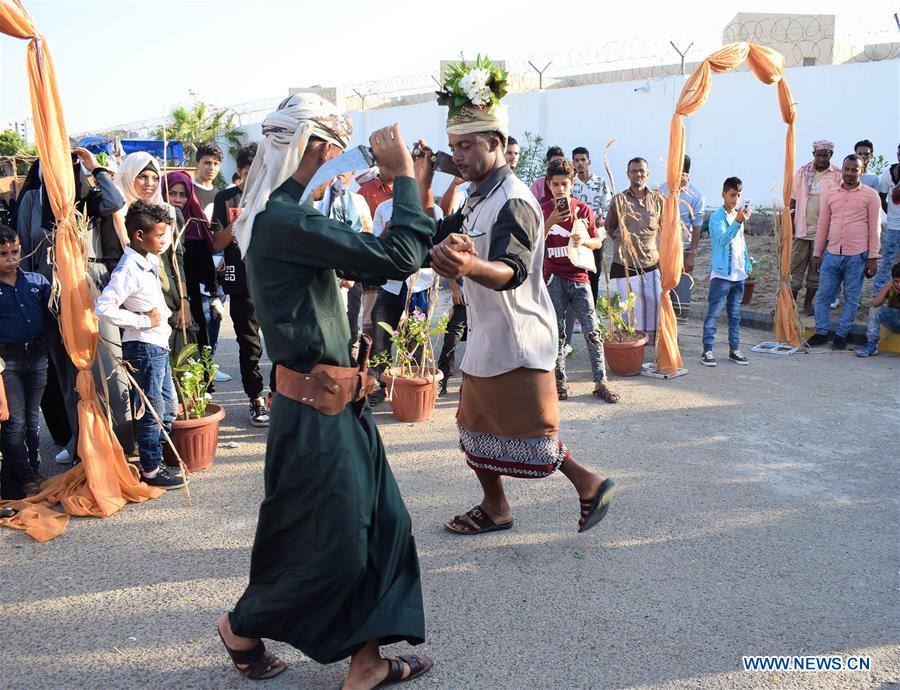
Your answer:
[530,146,565,204]
[808,154,881,349]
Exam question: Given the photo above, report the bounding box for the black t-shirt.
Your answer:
[212,185,248,296]
[193,182,218,221]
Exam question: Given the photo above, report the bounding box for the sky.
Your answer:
[0,0,896,134]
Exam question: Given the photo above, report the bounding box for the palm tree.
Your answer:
[153,102,245,164]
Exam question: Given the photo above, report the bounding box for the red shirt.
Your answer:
[357,177,393,216]
[541,197,597,283]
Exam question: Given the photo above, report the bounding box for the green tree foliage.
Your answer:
[152,103,245,164]
[0,128,36,157]
[515,131,546,186]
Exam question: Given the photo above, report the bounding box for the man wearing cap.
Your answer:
[790,140,842,315]
[218,94,434,689]
[424,60,616,536]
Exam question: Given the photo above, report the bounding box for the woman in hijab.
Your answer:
[161,169,217,349]
[114,152,194,350]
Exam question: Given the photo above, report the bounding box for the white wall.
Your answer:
[231,60,900,205]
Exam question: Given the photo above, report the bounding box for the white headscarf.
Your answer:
[445,103,510,138]
[112,152,177,251]
[233,93,353,256]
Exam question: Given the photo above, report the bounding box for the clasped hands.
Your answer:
[430,233,478,280]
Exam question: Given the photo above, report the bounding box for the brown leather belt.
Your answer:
[276,363,377,416]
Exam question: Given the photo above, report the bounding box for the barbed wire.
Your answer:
[76,14,897,137]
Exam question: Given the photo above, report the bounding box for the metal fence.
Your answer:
[76,14,898,137]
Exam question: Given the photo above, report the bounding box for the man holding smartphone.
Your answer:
[542,158,618,402]
[701,177,752,367]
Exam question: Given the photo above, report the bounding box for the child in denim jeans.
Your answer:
[541,158,619,403]
[701,177,752,367]
[95,202,184,490]
[0,224,53,498]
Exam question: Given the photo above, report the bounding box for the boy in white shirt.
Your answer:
[95,201,184,489]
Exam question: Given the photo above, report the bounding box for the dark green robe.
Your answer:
[230,175,434,664]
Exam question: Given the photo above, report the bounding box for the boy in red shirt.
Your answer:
[542,159,619,403]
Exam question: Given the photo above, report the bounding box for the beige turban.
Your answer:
[233,93,353,256]
[446,103,509,138]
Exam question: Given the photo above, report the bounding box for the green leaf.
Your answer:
[377,321,396,335]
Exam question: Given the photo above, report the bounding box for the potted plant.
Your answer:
[743,255,765,305]
[596,292,648,376]
[371,299,448,423]
[164,343,226,472]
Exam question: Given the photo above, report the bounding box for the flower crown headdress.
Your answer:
[436,55,509,118]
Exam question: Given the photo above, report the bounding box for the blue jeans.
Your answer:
[547,275,608,385]
[878,306,900,333]
[122,342,177,474]
[202,293,226,355]
[814,250,867,338]
[866,228,900,341]
[703,278,744,352]
[0,343,48,499]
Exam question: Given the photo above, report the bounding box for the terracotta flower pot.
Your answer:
[381,368,444,423]
[164,403,226,472]
[741,279,756,305]
[603,331,648,377]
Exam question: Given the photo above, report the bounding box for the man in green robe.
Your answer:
[217,94,434,689]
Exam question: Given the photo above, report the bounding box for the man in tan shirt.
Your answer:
[605,157,665,341]
[789,140,842,314]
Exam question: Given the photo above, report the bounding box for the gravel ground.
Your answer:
[1,313,897,690]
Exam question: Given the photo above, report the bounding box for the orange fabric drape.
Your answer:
[1,0,162,542]
[658,42,800,374]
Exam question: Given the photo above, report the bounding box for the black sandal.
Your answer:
[445,505,513,535]
[578,478,616,533]
[592,382,620,404]
[374,655,434,688]
[218,627,287,680]
[557,387,568,401]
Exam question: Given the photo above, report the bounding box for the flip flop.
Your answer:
[373,655,434,688]
[578,478,616,533]
[445,505,513,535]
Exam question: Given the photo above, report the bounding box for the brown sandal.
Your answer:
[218,626,287,680]
[445,505,513,535]
[592,382,619,404]
[374,655,434,688]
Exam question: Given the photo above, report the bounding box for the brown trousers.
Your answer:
[790,238,819,292]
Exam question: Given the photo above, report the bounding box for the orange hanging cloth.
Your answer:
[657,42,800,374]
[1,0,163,542]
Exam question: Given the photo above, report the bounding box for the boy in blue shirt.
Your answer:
[701,177,753,367]
[0,224,54,499]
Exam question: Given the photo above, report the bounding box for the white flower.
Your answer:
[459,68,492,106]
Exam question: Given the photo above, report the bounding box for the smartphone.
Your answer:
[555,196,570,214]
[228,207,243,223]
[741,199,751,213]
[434,151,461,178]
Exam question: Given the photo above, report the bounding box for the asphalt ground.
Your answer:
[2,312,898,690]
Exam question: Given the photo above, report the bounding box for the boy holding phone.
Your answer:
[701,177,752,367]
[542,159,619,402]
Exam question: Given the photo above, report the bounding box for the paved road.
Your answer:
[2,317,898,689]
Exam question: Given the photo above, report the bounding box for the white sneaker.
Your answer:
[55,448,72,464]
[829,298,839,309]
[563,344,574,357]
[214,369,232,382]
